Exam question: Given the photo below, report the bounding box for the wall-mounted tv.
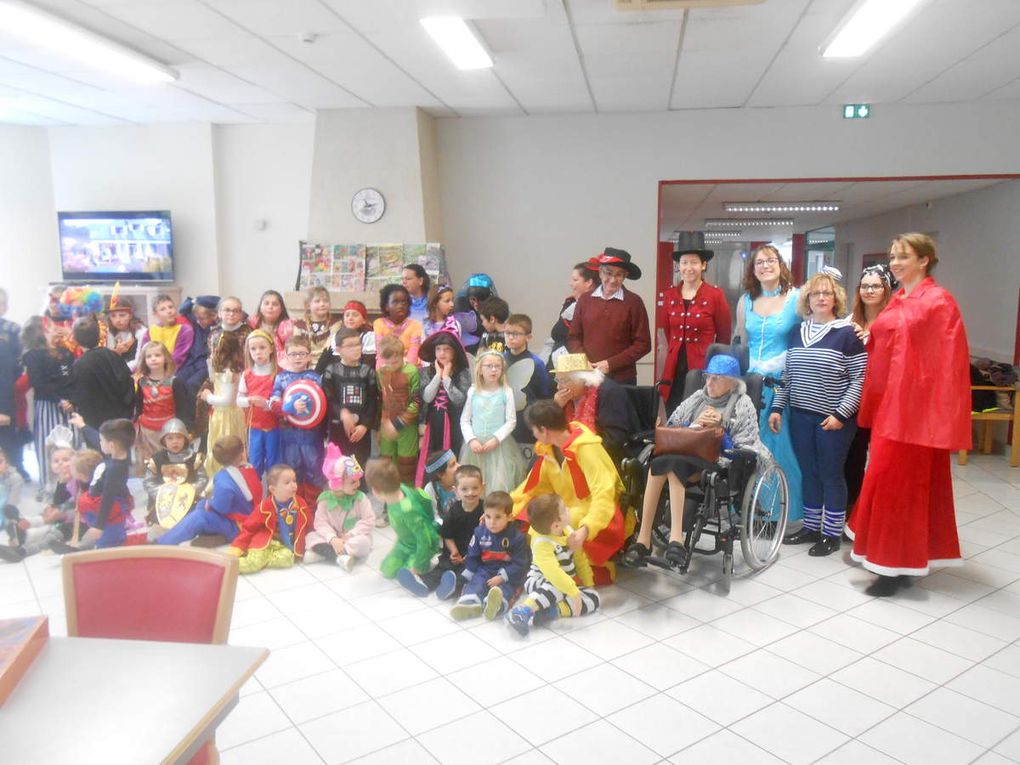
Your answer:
[59,211,174,283]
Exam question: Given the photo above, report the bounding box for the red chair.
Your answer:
[62,546,240,764]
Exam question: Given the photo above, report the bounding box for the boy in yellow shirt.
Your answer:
[507,493,600,636]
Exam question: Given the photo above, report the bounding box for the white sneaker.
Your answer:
[338,554,354,572]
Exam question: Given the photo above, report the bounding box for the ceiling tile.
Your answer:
[903,25,1020,103]
[268,32,442,108]
[225,61,368,109]
[205,0,349,36]
[223,101,314,122]
[97,1,250,41]
[0,93,124,124]
[173,64,288,105]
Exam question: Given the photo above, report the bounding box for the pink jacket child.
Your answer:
[304,444,374,571]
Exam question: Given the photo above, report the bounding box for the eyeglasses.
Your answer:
[754,258,780,268]
[859,284,884,293]
[809,290,834,299]
[287,351,310,358]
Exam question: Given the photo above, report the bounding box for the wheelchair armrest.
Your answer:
[624,429,656,448]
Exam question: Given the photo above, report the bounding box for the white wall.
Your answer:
[0,125,57,324]
[436,100,1020,377]
[307,108,436,244]
[48,123,219,310]
[213,123,315,312]
[836,180,1020,361]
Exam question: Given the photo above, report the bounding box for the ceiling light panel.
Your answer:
[420,17,493,70]
[705,218,794,227]
[723,202,840,213]
[821,0,926,59]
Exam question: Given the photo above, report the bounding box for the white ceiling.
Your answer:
[0,0,1019,126]
[659,176,1011,241]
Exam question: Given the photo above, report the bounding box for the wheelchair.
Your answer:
[619,343,789,578]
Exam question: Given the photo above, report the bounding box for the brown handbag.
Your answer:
[654,424,724,463]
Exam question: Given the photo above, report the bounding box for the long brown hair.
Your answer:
[742,245,794,299]
[850,265,893,327]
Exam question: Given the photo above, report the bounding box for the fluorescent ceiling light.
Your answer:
[821,0,925,58]
[420,17,493,70]
[701,231,744,239]
[0,0,177,84]
[705,218,794,228]
[723,202,840,213]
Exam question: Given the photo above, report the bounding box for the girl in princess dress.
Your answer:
[459,350,525,493]
[134,341,189,464]
[202,329,247,480]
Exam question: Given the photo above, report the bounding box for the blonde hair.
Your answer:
[137,341,176,378]
[891,232,939,275]
[303,286,331,323]
[244,329,278,375]
[473,350,507,388]
[797,272,847,318]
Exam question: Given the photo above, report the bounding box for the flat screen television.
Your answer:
[58,211,174,282]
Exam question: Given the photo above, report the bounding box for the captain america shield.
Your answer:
[282,379,326,429]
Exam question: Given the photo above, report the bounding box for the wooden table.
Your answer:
[0,636,268,764]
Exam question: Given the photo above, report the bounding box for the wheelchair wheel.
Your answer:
[739,461,789,571]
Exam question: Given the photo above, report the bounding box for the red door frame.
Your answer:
[654,173,1020,369]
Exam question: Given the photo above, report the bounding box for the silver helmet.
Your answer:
[159,418,190,445]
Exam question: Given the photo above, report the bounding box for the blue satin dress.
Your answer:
[742,289,803,521]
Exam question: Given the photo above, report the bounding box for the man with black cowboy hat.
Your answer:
[658,231,732,411]
[566,247,651,386]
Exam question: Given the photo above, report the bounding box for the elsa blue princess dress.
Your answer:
[742,288,803,522]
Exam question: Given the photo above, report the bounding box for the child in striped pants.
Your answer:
[507,493,599,636]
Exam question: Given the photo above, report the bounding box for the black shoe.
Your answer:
[48,540,80,556]
[808,535,841,557]
[621,542,651,568]
[783,528,821,545]
[865,575,901,597]
[0,545,26,563]
[664,541,688,568]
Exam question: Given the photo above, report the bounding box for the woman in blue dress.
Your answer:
[734,245,802,521]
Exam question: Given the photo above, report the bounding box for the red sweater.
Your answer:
[566,288,651,383]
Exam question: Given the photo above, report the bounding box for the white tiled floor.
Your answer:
[5,454,1020,763]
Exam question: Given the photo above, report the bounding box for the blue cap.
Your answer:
[704,354,740,378]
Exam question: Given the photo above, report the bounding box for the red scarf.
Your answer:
[565,386,599,432]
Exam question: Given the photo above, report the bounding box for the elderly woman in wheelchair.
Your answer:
[621,353,784,574]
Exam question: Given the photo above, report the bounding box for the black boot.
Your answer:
[783,527,820,545]
[311,543,338,563]
[808,535,841,557]
[0,545,26,563]
[865,575,901,597]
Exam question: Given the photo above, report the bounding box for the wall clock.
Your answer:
[352,188,385,224]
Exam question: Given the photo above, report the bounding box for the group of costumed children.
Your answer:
[2,277,605,634]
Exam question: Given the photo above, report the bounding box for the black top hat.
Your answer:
[673,231,714,263]
[593,247,642,280]
[419,329,469,368]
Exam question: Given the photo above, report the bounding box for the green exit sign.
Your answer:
[843,103,871,119]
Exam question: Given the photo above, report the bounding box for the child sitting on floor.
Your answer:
[450,491,528,622]
[397,464,484,600]
[422,449,459,521]
[228,464,310,575]
[157,434,260,547]
[142,418,207,526]
[365,457,438,580]
[508,493,600,636]
[305,444,374,571]
[52,418,136,552]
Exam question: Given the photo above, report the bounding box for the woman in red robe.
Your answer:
[657,234,732,411]
[846,233,971,597]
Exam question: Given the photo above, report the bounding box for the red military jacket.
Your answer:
[229,495,311,557]
[657,281,732,400]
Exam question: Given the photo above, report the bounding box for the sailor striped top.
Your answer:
[770,318,867,422]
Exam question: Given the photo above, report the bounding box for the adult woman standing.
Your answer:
[658,235,732,412]
[769,272,866,556]
[541,261,597,372]
[733,245,803,521]
[847,234,971,596]
[844,265,895,516]
[402,264,431,324]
